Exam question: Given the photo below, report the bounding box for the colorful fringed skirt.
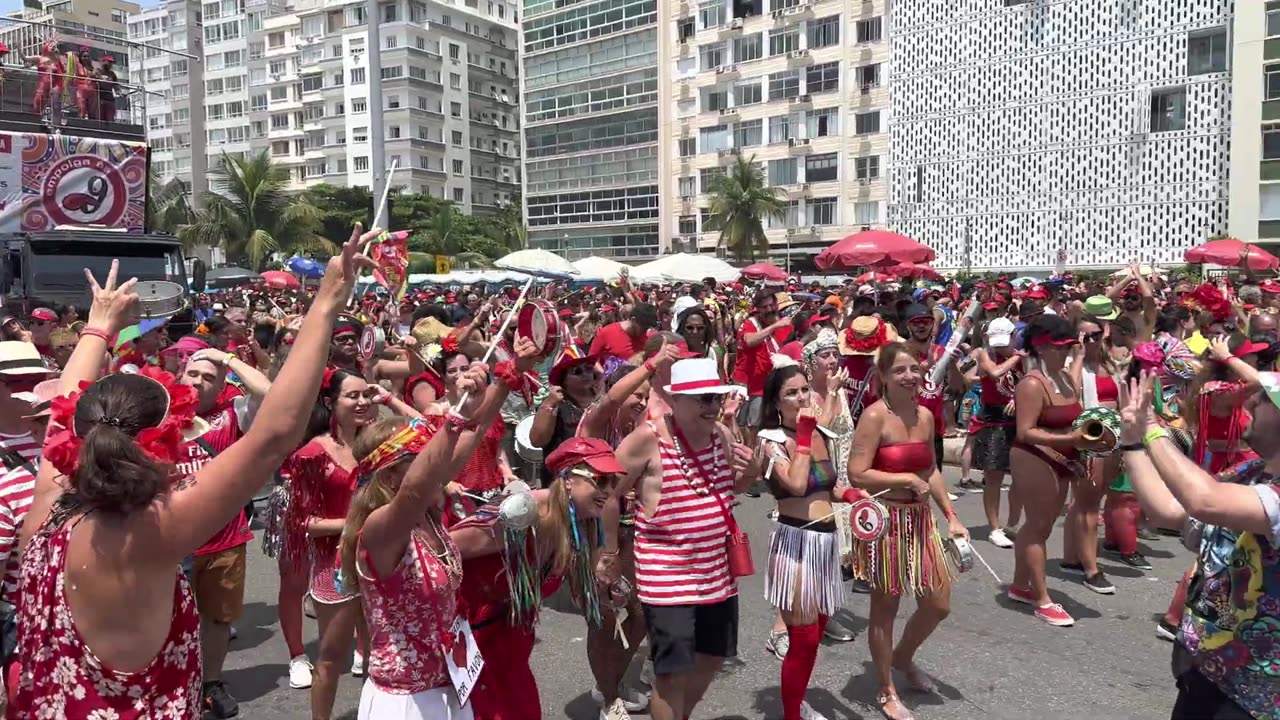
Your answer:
[765,516,843,617]
[852,500,954,597]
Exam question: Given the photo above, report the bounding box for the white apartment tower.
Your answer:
[272,0,521,209]
[663,0,889,268]
[888,0,1233,271]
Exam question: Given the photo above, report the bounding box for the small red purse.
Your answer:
[711,490,754,578]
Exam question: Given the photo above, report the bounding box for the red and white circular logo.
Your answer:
[41,155,129,227]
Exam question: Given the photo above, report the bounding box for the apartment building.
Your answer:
[1229,1,1278,246]
[520,0,662,261]
[1,0,140,119]
[888,0,1233,271]
[663,0,888,268]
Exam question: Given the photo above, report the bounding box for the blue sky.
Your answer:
[1,0,26,14]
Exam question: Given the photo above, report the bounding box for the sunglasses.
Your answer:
[684,393,724,406]
[333,334,358,345]
[570,365,601,377]
[1083,331,1104,342]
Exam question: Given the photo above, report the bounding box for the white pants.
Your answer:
[358,681,474,720]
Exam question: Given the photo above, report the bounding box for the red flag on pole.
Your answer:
[371,230,410,301]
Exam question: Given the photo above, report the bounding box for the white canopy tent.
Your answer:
[571,256,630,283]
[632,253,741,284]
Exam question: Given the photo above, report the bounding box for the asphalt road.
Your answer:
[225,468,1183,720]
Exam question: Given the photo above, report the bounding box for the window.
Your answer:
[270,86,288,101]
[699,0,724,29]
[735,119,762,147]
[700,124,730,152]
[269,113,288,129]
[733,34,762,62]
[112,8,127,22]
[1270,4,1280,37]
[351,67,366,84]
[353,126,369,142]
[449,43,461,60]
[769,200,799,229]
[769,115,791,143]
[807,16,839,48]
[451,102,462,117]
[355,156,370,172]
[352,98,367,113]
[700,167,726,192]
[675,137,694,157]
[700,43,725,70]
[302,75,323,92]
[736,80,762,105]
[1149,87,1187,132]
[381,66,403,79]
[678,17,695,42]
[857,63,881,90]
[704,89,728,111]
[856,17,882,43]
[806,62,838,94]
[854,110,881,135]
[769,28,798,56]
[769,158,796,185]
[267,31,284,49]
[452,130,463,146]
[1263,185,1280,220]
[805,153,837,183]
[452,159,464,175]
[1188,28,1228,75]
[768,70,800,100]
[679,215,697,235]
[388,95,401,109]
[385,35,399,49]
[383,2,398,22]
[806,107,838,137]
[678,176,696,196]
[389,126,402,139]
[1265,124,1280,160]
[809,197,836,225]
[453,188,465,202]
[224,50,242,67]
[855,156,880,181]
[250,93,267,111]
[853,200,879,225]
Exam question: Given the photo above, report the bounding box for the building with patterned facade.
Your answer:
[888,0,1233,271]
[661,0,889,269]
[519,0,662,261]
[1228,1,1278,246]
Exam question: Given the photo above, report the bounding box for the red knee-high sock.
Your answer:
[780,624,822,720]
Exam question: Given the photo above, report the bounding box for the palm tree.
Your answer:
[180,150,335,269]
[705,155,786,263]
[147,175,194,235]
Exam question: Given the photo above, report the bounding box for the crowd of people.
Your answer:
[0,239,1274,720]
[16,40,120,123]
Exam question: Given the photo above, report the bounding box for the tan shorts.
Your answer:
[191,544,247,623]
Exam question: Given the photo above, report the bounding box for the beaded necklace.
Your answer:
[668,418,719,496]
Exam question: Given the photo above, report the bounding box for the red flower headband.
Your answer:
[321,366,337,392]
[44,367,199,478]
[843,320,888,354]
[441,334,460,353]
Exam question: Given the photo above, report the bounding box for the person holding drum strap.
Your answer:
[529,345,603,487]
[847,343,965,720]
[758,361,866,720]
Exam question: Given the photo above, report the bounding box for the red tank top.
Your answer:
[1095,375,1119,404]
[634,422,736,606]
[358,526,460,694]
[12,508,201,718]
[914,344,946,436]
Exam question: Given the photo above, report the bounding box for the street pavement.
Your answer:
[226,468,1183,720]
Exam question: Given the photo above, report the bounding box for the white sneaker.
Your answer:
[799,701,829,720]
[288,655,313,689]
[590,687,649,713]
[947,492,959,501]
[351,651,365,677]
[988,528,1014,548]
[228,625,238,640]
[599,698,630,720]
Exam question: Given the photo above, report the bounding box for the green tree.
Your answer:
[147,176,194,235]
[705,155,785,263]
[180,151,336,269]
[305,184,373,240]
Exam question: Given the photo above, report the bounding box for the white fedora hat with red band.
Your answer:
[665,358,738,395]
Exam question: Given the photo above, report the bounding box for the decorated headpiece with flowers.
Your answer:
[801,329,839,376]
[1180,283,1231,323]
[44,367,200,478]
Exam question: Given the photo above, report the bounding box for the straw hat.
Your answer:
[838,316,898,357]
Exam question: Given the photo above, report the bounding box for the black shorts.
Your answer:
[642,596,739,675]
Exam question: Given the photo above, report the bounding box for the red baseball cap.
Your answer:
[30,308,57,323]
[1262,279,1280,295]
[545,437,624,476]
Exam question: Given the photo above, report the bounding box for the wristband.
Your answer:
[80,327,111,342]
[443,411,475,433]
[224,352,236,366]
[794,447,811,456]
[943,507,957,521]
[643,359,657,374]
[794,414,818,451]
[1143,427,1169,447]
[840,487,868,504]
[492,360,527,394]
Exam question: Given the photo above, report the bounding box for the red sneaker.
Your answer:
[1006,585,1035,605]
[1034,603,1075,627]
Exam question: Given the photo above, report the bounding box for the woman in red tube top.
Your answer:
[1006,315,1109,628]
[848,343,967,720]
[1188,334,1265,475]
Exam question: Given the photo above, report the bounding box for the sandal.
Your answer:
[877,693,915,720]
[892,662,936,693]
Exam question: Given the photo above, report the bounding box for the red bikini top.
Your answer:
[872,441,933,474]
[1096,376,1118,404]
[1039,402,1082,430]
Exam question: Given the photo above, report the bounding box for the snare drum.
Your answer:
[516,299,564,358]
[848,497,889,542]
[134,281,187,319]
[359,325,386,363]
[514,415,543,463]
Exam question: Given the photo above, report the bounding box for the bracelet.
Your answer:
[943,507,957,521]
[443,411,475,433]
[643,359,657,374]
[794,447,811,456]
[1143,427,1169,447]
[1118,441,1144,453]
[492,360,527,394]
[224,352,236,366]
[80,327,111,342]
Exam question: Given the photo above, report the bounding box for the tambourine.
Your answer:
[514,415,543,463]
[848,497,888,542]
[516,299,563,358]
[1072,406,1122,457]
[135,281,186,318]
[943,536,975,574]
[359,325,386,362]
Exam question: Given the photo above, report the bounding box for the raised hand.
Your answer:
[85,259,139,334]
[1117,373,1155,445]
[319,223,380,306]
[512,335,539,373]
[456,363,490,419]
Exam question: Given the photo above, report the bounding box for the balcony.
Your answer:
[0,67,148,142]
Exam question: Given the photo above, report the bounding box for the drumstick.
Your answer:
[452,276,536,412]
[348,159,401,308]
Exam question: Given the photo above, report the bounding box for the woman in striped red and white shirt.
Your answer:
[605,358,763,720]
